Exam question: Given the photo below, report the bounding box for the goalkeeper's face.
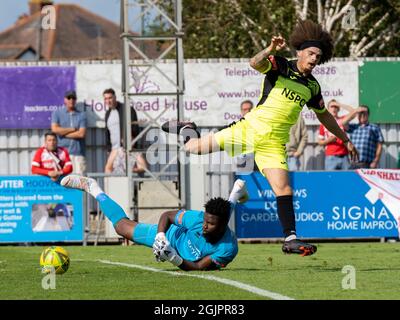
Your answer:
[202,212,227,243]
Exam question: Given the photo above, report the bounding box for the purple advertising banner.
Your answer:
[0,66,75,129]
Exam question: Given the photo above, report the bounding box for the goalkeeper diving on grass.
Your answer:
[61,175,248,271]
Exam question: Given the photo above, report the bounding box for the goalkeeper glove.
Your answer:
[152,232,169,262]
[153,247,165,262]
[160,243,183,267]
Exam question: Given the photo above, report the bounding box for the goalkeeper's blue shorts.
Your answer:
[132,223,158,247]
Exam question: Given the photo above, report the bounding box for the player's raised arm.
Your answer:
[249,35,287,73]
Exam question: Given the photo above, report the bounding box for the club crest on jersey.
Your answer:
[288,69,300,80]
[307,80,320,96]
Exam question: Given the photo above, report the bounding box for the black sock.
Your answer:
[180,127,200,144]
[276,195,296,238]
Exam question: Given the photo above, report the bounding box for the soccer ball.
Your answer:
[40,246,70,275]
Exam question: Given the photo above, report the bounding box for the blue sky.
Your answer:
[0,0,125,32]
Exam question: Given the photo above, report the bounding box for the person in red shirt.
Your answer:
[318,100,355,170]
[32,132,73,182]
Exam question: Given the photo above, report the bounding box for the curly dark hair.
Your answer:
[204,197,231,223]
[289,19,334,64]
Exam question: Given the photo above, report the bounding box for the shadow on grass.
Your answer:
[358,267,400,272]
[224,268,269,272]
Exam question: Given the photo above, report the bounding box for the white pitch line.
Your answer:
[98,259,294,300]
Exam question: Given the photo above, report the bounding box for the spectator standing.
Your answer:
[240,100,254,118]
[318,100,355,170]
[51,90,87,175]
[347,105,384,169]
[103,88,148,174]
[286,116,308,171]
[31,132,73,182]
[235,100,257,172]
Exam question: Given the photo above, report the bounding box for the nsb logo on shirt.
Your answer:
[281,88,307,107]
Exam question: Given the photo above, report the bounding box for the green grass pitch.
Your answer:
[0,242,399,300]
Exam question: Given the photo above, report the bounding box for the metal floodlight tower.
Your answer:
[120,0,186,219]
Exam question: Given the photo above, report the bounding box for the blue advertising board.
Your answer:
[235,170,400,239]
[0,176,84,242]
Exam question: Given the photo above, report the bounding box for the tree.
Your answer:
[181,0,296,58]
[144,0,400,58]
[291,0,400,57]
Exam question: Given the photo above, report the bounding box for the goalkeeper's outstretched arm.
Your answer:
[157,210,179,234]
[178,256,219,271]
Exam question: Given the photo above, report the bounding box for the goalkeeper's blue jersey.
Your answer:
[166,209,238,268]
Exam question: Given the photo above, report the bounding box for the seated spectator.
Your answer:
[31,132,73,182]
